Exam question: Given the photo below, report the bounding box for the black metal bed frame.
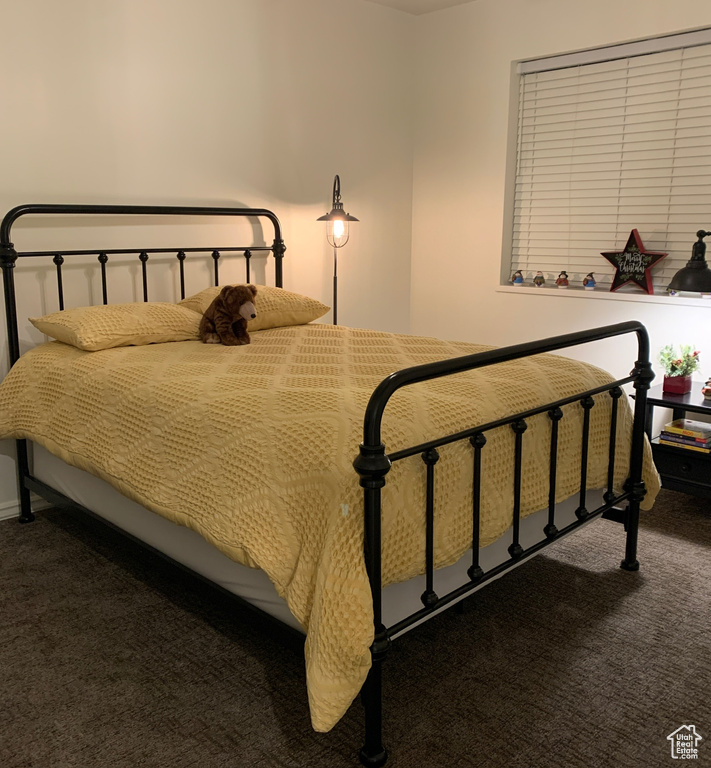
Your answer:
[0,204,653,768]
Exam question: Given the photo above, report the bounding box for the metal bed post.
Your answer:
[0,242,22,368]
[621,329,654,571]
[0,239,34,523]
[272,236,286,288]
[353,442,392,768]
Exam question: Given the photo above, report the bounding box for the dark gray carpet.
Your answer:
[0,490,709,768]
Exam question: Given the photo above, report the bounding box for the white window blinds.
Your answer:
[509,30,711,293]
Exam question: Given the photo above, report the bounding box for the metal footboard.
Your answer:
[353,321,653,767]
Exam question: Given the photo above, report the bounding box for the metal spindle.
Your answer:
[421,447,440,608]
[604,388,622,503]
[545,407,563,538]
[53,254,64,310]
[212,250,220,286]
[177,251,186,299]
[98,253,108,305]
[139,251,148,302]
[509,420,527,559]
[575,396,595,520]
[468,433,486,581]
[244,249,251,284]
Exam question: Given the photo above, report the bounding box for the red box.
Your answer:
[662,375,692,394]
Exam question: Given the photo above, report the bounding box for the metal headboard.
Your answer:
[0,204,286,367]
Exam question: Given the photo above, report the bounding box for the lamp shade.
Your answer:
[668,262,711,293]
[668,230,711,293]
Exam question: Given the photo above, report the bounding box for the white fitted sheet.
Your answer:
[33,444,603,637]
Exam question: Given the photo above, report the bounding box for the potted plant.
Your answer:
[658,344,700,394]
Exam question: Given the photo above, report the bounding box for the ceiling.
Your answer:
[365,0,475,15]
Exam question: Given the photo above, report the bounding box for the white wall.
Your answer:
[0,0,414,514]
[411,0,711,384]
[5,0,711,516]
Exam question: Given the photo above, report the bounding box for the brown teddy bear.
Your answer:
[199,284,258,346]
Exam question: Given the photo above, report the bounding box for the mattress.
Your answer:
[33,443,604,637]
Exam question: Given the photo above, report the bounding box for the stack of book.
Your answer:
[659,418,711,453]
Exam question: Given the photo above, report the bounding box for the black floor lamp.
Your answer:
[317,175,358,325]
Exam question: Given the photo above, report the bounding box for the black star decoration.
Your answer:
[601,229,667,294]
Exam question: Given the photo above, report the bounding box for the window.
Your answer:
[505,28,711,294]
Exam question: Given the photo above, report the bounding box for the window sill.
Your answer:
[496,285,711,308]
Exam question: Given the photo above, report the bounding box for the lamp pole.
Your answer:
[333,246,338,326]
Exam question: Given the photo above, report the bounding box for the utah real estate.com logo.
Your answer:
[667,725,703,760]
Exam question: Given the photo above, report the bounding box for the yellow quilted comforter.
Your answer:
[0,324,659,730]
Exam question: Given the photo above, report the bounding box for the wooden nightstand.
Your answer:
[644,384,711,499]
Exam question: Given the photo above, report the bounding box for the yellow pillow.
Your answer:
[30,302,201,351]
[179,284,329,330]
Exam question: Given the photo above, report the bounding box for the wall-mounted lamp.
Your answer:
[317,175,358,325]
[668,230,711,294]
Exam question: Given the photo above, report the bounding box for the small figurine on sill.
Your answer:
[583,272,596,290]
[511,270,524,286]
[533,270,545,287]
[555,271,569,289]
[702,378,711,401]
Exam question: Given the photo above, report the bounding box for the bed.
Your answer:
[0,204,660,767]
